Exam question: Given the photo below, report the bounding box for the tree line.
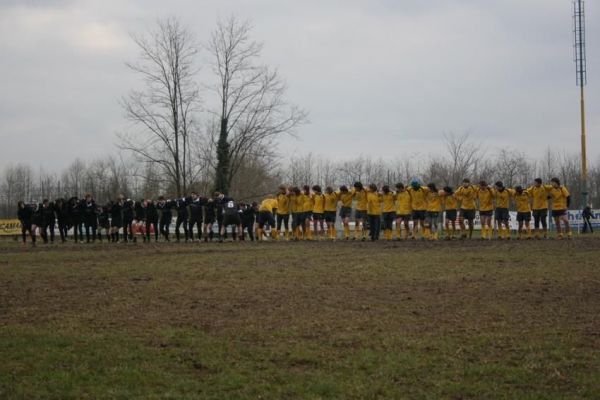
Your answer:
[1,133,598,218]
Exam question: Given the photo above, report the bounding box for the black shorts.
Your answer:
[460,209,476,220]
[324,211,336,223]
[222,214,241,226]
[412,210,426,221]
[479,210,493,217]
[204,216,216,224]
[445,210,457,221]
[552,209,567,218]
[426,211,439,219]
[313,213,324,221]
[495,208,509,222]
[258,211,275,228]
[396,214,411,222]
[382,212,396,224]
[354,210,367,220]
[533,209,548,219]
[339,206,352,219]
[295,212,307,225]
[111,219,123,228]
[517,212,531,222]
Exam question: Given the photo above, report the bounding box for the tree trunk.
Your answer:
[214,117,230,193]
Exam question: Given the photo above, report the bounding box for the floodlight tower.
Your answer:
[573,0,588,207]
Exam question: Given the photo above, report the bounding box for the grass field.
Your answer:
[1,237,600,399]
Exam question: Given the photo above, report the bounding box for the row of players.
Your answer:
[16,177,572,245]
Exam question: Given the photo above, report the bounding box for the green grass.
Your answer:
[1,238,599,399]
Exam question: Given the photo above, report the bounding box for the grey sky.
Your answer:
[0,0,598,172]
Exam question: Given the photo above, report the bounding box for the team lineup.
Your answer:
[16,176,572,246]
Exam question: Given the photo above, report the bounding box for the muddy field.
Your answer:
[1,238,599,399]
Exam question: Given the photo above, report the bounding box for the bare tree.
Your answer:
[119,17,201,197]
[208,15,308,194]
[440,132,484,186]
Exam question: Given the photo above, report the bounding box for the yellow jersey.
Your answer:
[338,191,354,208]
[443,194,458,211]
[288,194,297,213]
[302,193,313,213]
[426,190,442,212]
[259,198,277,213]
[276,193,290,215]
[512,191,532,213]
[294,194,306,213]
[528,185,552,210]
[492,188,511,209]
[408,186,428,211]
[324,192,338,212]
[455,185,478,210]
[312,193,325,213]
[382,192,396,213]
[477,187,494,212]
[395,191,412,215]
[549,186,570,210]
[366,191,382,215]
[354,189,368,211]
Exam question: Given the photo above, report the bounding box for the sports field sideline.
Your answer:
[1,237,599,399]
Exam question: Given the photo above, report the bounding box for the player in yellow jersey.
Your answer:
[276,185,291,240]
[353,182,368,241]
[455,179,477,239]
[512,186,532,239]
[407,179,428,239]
[311,185,326,240]
[442,186,458,239]
[477,181,494,240]
[549,178,572,239]
[323,187,338,240]
[338,185,354,240]
[257,195,277,240]
[381,185,396,240]
[491,181,512,240]
[366,184,382,241]
[291,187,305,240]
[528,178,553,239]
[425,183,442,240]
[301,185,313,240]
[394,183,412,240]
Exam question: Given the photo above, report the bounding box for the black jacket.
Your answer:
[123,200,135,222]
[82,200,97,221]
[241,207,257,226]
[175,198,188,219]
[32,204,44,226]
[135,201,145,221]
[68,198,82,223]
[18,205,33,226]
[110,202,123,222]
[41,203,56,224]
[145,202,158,221]
[187,197,207,220]
[157,200,176,221]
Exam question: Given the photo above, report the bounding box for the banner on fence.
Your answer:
[0,219,22,235]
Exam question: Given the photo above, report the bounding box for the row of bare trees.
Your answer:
[119,16,307,198]
[280,134,600,210]
[2,137,599,218]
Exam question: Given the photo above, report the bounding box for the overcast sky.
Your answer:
[0,0,598,172]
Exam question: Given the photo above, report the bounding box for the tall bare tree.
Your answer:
[207,16,307,194]
[119,17,201,197]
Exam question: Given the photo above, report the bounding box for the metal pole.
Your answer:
[580,84,588,207]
